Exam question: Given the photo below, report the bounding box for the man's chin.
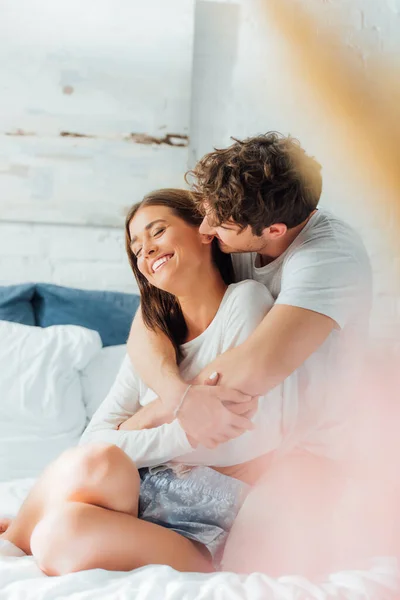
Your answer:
[217,242,243,254]
[217,240,233,253]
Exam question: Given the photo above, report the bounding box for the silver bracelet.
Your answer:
[173,384,192,419]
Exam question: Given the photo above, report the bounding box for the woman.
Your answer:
[0,189,280,575]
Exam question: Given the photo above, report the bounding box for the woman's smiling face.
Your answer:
[128,205,211,294]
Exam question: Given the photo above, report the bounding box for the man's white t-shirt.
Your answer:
[232,209,373,458]
[81,281,284,468]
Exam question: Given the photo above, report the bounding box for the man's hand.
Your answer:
[177,376,255,449]
[207,372,259,419]
[224,397,259,419]
[118,373,258,451]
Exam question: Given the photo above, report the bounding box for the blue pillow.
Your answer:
[33,284,140,347]
[0,284,35,325]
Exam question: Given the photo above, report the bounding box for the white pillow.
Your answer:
[80,344,127,420]
[0,321,102,481]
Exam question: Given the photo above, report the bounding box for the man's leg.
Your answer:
[223,453,400,577]
[222,454,345,578]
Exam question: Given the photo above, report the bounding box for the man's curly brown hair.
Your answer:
[186,132,322,236]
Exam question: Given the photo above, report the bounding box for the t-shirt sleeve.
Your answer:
[79,355,192,468]
[220,280,274,351]
[276,243,365,329]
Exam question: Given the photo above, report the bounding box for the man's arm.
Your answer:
[211,240,366,397]
[119,374,259,432]
[195,304,336,397]
[127,304,258,449]
[129,302,334,401]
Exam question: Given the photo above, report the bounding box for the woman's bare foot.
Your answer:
[0,519,26,557]
[0,517,13,535]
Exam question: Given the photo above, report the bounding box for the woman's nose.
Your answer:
[143,239,157,257]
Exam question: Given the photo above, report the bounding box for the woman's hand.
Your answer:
[117,400,199,450]
[117,373,258,447]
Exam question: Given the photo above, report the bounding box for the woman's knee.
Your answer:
[31,503,90,576]
[46,443,140,517]
[57,443,139,497]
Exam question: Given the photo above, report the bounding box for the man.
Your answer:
[128,132,372,455]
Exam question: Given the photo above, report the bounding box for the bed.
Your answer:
[0,283,398,599]
[0,482,397,600]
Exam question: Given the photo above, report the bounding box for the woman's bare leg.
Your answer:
[31,501,213,576]
[1,443,140,555]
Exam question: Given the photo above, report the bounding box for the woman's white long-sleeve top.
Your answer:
[79,281,285,468]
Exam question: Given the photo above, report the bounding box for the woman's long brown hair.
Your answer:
[125,189,234,363]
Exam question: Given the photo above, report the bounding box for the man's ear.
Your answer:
[268,223,287,239]
[200,234,215,244]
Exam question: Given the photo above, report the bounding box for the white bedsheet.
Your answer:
[0,479,399,600]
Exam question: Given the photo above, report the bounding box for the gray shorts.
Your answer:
[138,465,250,566]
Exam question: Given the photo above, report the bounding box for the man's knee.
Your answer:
[223,456,341,577]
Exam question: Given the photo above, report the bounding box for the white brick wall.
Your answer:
[0,222,136,293]
[1,0,399,343]
[190,0,400,343]
[0,0,194,228]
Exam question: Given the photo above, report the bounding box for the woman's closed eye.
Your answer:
[134,228,165,258]
[153,227,165,237]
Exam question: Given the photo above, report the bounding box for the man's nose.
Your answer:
[199,216,216,235]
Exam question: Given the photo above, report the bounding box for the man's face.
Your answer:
[199,206,268,254]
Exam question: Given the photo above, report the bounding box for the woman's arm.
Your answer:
[80,355,193,468]
[129,278,336,423]
[128,308,254,448]
[128,307,186,411]
[119,399,172,430]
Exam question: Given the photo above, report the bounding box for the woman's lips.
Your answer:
[151,253,174,273]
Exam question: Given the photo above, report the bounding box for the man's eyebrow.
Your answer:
[130,219,167,245]
[204,209,234,229]
[214,219,237,229]
[219,223,236,229]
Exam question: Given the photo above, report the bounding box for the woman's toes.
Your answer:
[0,518,13,534]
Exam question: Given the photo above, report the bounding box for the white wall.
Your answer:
[1,0,399,343]
[0,0,194,228]
[0,221,134,293]
[0,0,194,295]
[190,0,400,343]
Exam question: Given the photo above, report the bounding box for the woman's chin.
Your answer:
[150,272,176,295]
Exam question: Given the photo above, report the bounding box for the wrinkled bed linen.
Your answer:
[0,478,398,600]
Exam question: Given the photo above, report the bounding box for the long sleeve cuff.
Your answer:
[80,418,193,468]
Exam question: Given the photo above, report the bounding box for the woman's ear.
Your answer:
[200,233,214,245]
